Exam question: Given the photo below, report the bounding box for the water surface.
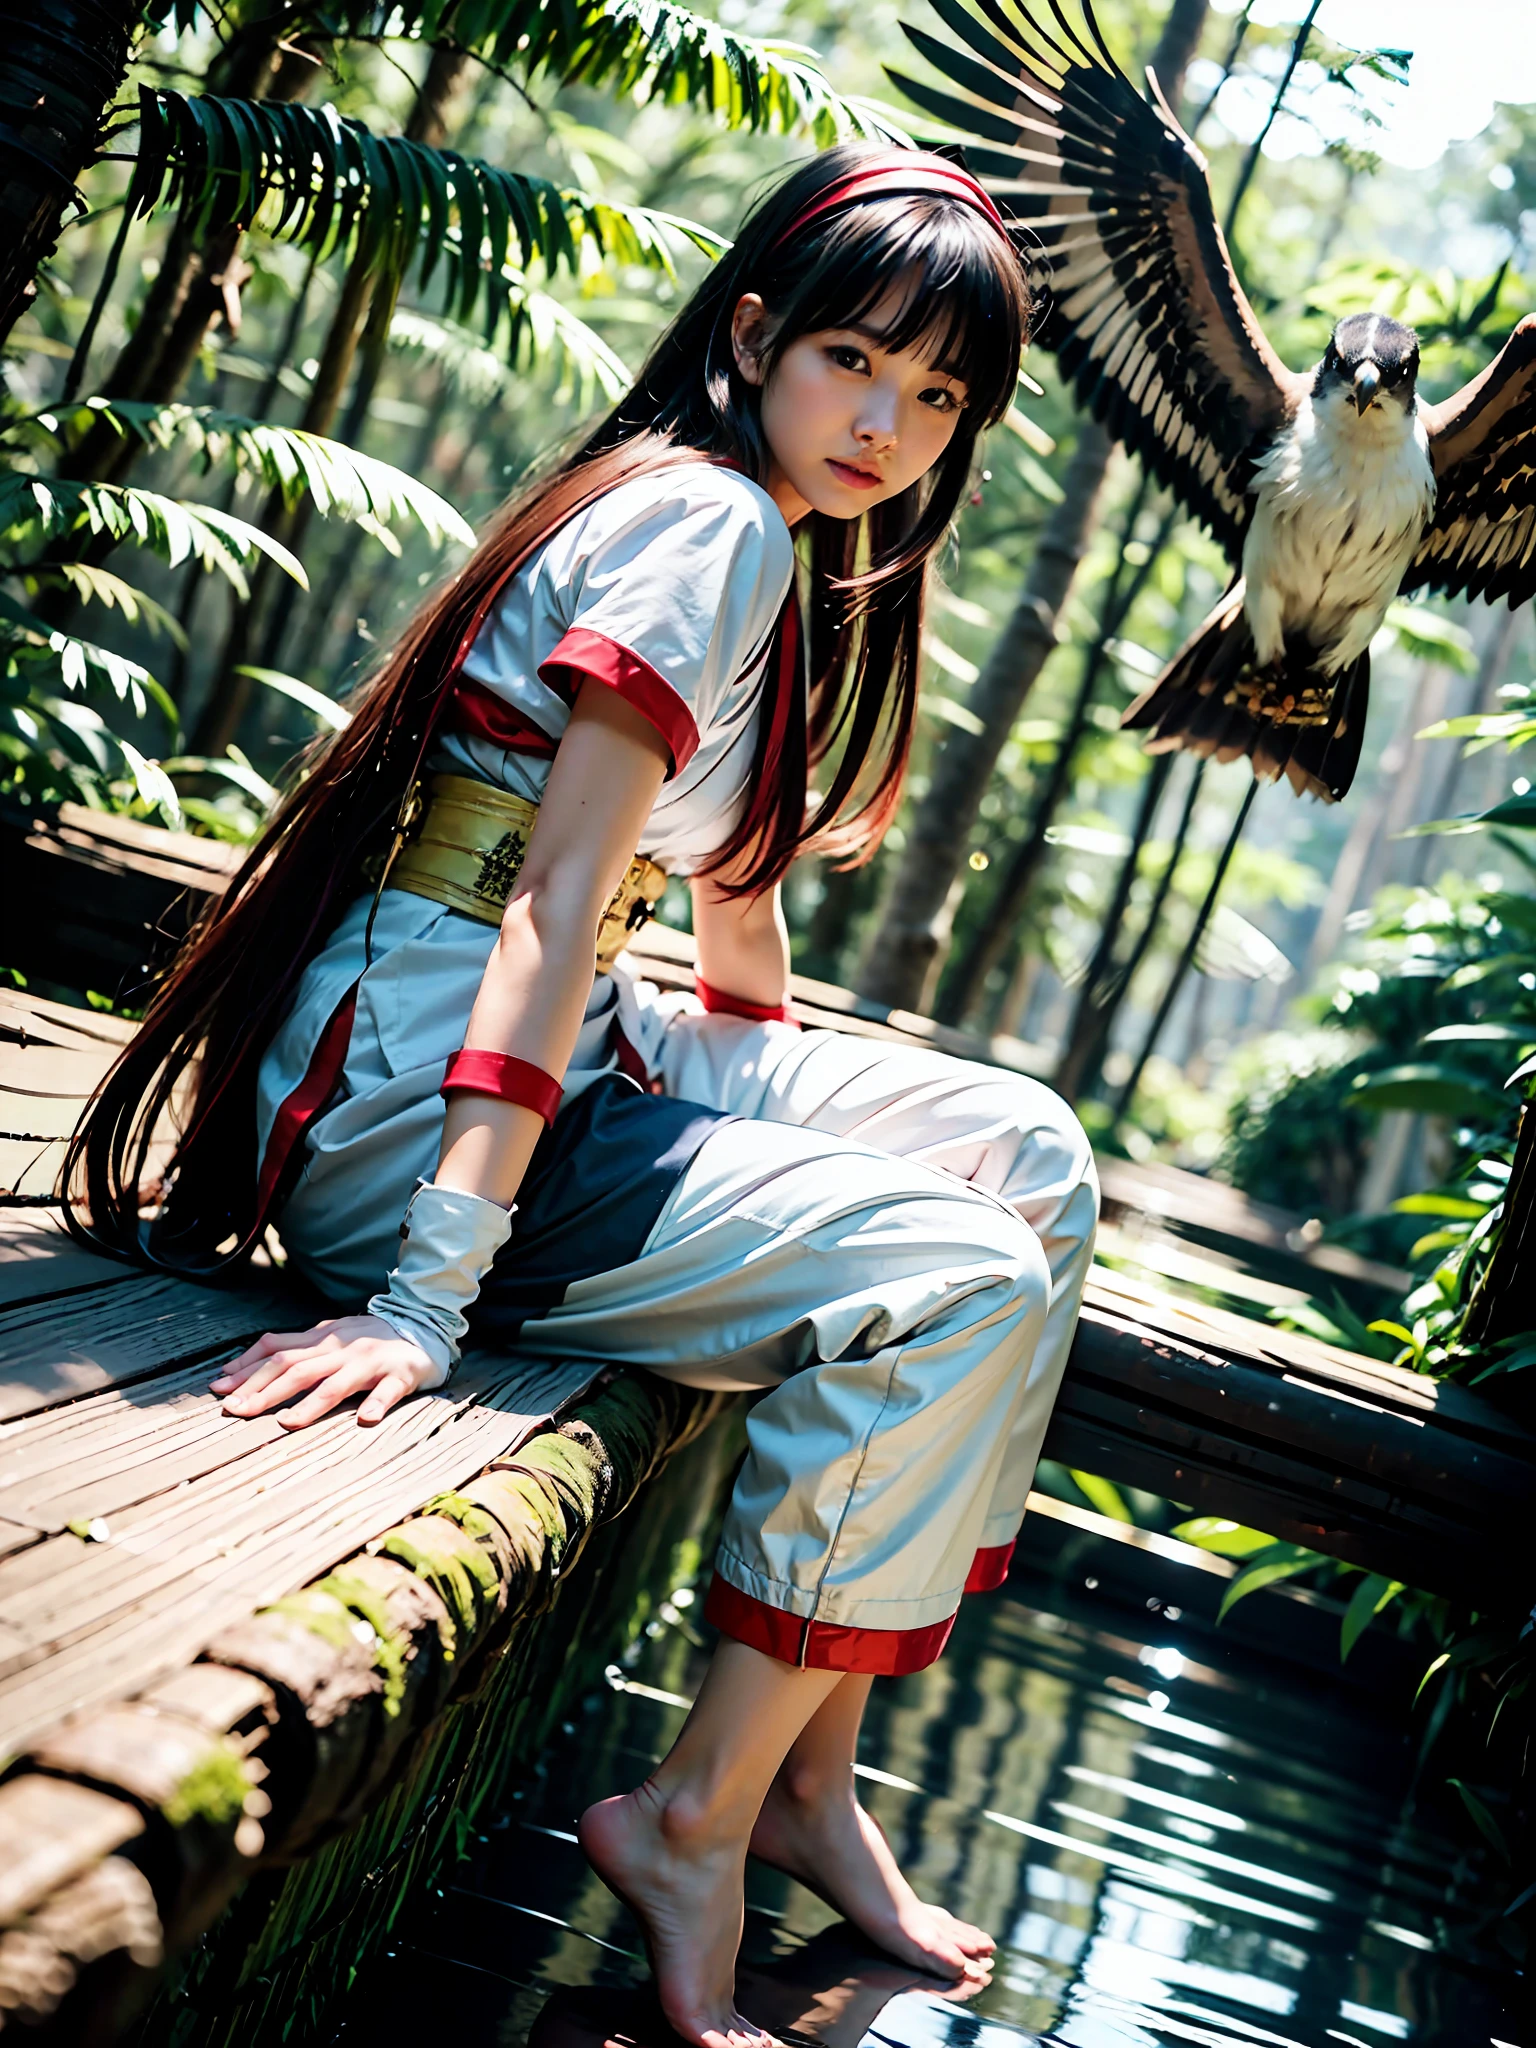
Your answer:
[336,1520,1526,2048]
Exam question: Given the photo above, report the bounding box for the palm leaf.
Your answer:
[0,592,179,724]
[391,282,631,409]
[38,564,189,648]
[145,0,909,145]
[234,665,352,731]
[0,472,305,600]
[126,92,729,348]
[17,401,478,551]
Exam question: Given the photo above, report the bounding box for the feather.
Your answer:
[890,0,1310,550]
[1409,315,1536,608]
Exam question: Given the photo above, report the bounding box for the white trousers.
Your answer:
[511,1017,1098,1672]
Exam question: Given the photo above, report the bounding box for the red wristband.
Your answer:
[441,1049,563,1126]
[696,977,796,1025]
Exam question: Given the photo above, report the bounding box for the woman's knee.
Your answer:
[932,1190,1052,1347]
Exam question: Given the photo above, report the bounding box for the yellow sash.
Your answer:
[390,772,667,975]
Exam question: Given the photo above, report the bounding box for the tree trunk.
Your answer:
[1463,1104,1535,1358]
[1111,777,1255,1124]
[190,250,377,754]
[1082,757,1204,1099]
[939,487,1175,1024]
[856,420,1116,1009]
[69,27,316,488]
[1053,752,1175,1099]
[0,0,142,350]
[190,45,469,758]
[336,44,470,452]
[855,0,1210,1014]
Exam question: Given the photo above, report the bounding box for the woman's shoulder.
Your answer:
[558,460,793,579]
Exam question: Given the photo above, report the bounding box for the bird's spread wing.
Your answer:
[1406,316,1536,607]
[891,0,1305,554]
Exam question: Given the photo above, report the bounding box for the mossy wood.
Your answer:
[2,810,1535,2041]
[0,1193,741,2041]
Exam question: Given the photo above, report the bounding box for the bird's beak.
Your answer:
[1351,360,1381,414]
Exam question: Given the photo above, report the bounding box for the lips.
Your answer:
[827,458,882,490]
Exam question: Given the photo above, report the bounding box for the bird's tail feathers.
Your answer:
[1122,591,1368,802]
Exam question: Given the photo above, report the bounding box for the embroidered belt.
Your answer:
[390,772,667,974]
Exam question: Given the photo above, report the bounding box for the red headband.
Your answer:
[770,152,1012,252]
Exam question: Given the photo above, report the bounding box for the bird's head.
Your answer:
[1317,314,1421,418]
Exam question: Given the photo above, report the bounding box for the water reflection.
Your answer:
[335,1528,1525,2048]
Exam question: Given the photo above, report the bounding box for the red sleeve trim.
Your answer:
[696,977,796,1026]
[442,1049,563,1126]
[704,1575,956,1675]
[255,984,359,1224]
[964,1541,1015,1594]
[539,626,700,778]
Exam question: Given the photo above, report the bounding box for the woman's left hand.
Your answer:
[210,1314,442,1429]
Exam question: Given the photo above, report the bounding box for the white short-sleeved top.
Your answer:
[254,463,795,1300]
[435,463,794,872]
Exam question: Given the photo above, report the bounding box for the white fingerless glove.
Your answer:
[366,1180,514,1383]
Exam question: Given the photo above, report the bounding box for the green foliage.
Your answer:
[26,398,475,548]
[144,0,908,146]
[1416,680,1536,842]
[390,297,630,411]
[1223,873,1534,1256]
[0,398,466,818]
[1381,600,1478,675]
[1171,1517,1278,1559]
[163,1745,251,1831]
[1066,1469,1132,1522]
[128,90,726,346]
[1214,1542,1324,1622]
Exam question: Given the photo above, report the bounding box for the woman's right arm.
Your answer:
[435,679,670,1203]
[211,679,671,1429]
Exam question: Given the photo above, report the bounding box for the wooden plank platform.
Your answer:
[0,1209,601,1759]
[4,1183,1520,1711]
[0,911,1530,2036]
[2,938,1528,1645]
[1,804,1530,1801]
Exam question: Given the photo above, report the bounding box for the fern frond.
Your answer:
[0,472,306,599]
[389,291,630,411]
[142,0,909,146]
[127,92,727,346]
[0,591,178,723]
[45,564,189,648]
[14,401,478,551]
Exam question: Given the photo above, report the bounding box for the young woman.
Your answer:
[69,144,1098,2048]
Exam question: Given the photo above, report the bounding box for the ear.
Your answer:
[731,293,771,387]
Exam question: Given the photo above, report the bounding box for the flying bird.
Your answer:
[893,1,1536,799]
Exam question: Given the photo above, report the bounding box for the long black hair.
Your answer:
[589,146,1032,887]
[67,142,1033,1265]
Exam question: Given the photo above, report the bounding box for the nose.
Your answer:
[854,387,899,448]
[1351,360,1381,414]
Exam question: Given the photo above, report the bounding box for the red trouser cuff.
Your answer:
[696,977,796,1026]
[964,1540,1016,1594]
[704,1574,956,1675]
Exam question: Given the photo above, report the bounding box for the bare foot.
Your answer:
[748,1778,994,1980]
[737,1922,988,2048]
[579,1785,773,2048]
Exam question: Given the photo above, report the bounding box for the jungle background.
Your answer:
[3,0,1535,1959]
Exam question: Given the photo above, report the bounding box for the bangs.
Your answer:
[761,195,1029,425]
